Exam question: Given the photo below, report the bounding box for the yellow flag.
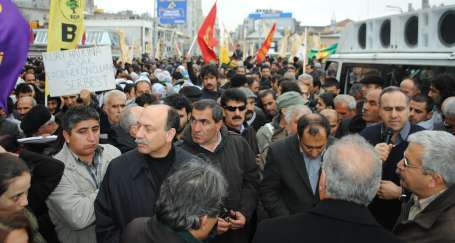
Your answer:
[47,0,85,52]
[46,0,85,96]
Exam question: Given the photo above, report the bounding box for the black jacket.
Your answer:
[121,216,186,243]
[253,199,404,243]
[260,135,321,218]
[227,124,259,155]
[180,126,260,243]
[20,149,64,243]
[95,146,196,243]
[200,88,222,101]
[107,125,136,153]
[360,123,424,229]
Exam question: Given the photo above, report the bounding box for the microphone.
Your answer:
[384,127,393,144]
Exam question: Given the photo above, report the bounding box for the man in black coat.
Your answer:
[95,105,196,243]
[253,135,404,243]
[179,99,259,243]
[360,86,424,230]
[260,113,333,218]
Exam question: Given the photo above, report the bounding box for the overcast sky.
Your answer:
[95,0,455,31]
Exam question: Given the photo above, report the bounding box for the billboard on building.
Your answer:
[248,12,292,20]
[157,0,187,25]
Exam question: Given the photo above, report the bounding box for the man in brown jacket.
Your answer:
[394,130,455,243]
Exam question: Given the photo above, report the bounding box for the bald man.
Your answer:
[95,105,196,243]
[400,79,420,97]
[16,96,36,120]
[320,109,340,137]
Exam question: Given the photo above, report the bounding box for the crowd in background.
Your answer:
[1,50,455,243]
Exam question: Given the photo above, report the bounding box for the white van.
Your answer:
[328,4,455,93]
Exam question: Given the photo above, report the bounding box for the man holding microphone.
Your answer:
[360,86,424,230]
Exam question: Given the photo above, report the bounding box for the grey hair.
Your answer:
[103,89,127,106]
[298,74,313,83]
[407,130,455,186]
[442,96,455,117]
[18,96,37,107]
[333,94,356,110]
[155,159,228,231]
[284,104,312,123]
[119,105,139,132]
[322,134,382,206]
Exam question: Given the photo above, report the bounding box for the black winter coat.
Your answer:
[253,199,405,243]
[95,146,196,243]
[180,126,260,243]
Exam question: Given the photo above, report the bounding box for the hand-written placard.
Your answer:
[43,46,116,96]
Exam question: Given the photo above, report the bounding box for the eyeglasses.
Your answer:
[403,157,420,169]
[224,105,246,112]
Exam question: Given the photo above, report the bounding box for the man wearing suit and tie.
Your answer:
[260,113,333,218]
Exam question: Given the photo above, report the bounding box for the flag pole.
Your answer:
[187,34,198,56]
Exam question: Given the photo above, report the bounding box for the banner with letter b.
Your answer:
[47,0,85,52]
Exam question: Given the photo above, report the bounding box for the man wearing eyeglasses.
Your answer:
[220,88,259,154]
[260,113,333,218]
[180,99,259,243]
[360,86,424,230]
[394,130,455,243]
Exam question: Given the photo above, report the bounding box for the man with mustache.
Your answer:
[221,88,259,154]
[180,99,259,243]
[360,87,424,230]
[95,104,196,243]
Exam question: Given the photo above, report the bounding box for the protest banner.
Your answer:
[43,46,116,96]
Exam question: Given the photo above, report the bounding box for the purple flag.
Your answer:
[0,0,30,111]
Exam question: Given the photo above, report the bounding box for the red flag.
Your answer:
[197,2,218,63]
[256,23,276,64]
[81,31,86,46]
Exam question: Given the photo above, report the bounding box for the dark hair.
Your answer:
[14,83,33,96]
[135,93,158,107]
[379,86,409,106]
[164,94,192,113]
[258,89,276,100]
[323,78,340,89]
[192,99,224,122]
[0,211,32,243]
[220,88,247,107]
[260,64,271,71]
[61,106,100,133]
[134,80,152,91]
[230,74,248,88]
[411,94,434,113]
[297,113,331,138]
[431,74,455,103]
[280,81,301,94]
[200,64,219,79]
[0,153,30,196]
[318,92,336,108]
[165,107,180,131]
[123,83,135,94]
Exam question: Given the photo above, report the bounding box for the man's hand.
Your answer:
[377,180,402,200]
[229,211,246,230]
[375,143,393,162]
[216,218,231,235]
[79,89,92,106]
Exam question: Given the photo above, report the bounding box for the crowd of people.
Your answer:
[1,53,455,243]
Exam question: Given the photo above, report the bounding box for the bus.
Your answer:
[328,4,455,94]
